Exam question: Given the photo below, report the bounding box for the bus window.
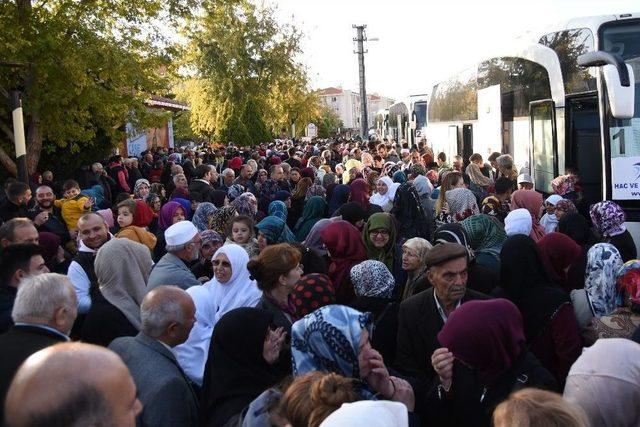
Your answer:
[530,101,557,193]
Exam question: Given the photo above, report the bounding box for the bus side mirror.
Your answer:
[578,51,635,119]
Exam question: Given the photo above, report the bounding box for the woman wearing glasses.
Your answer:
[174,244,262,387]
[363,213,406,298]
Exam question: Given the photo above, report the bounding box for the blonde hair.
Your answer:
[278,372,357,427]
[493,388,589,427]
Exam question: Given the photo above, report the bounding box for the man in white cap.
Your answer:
[517,173,534,190]
[148,221,202,290]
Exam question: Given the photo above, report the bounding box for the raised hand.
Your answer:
[263,327,286,364]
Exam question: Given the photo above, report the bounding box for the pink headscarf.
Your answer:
[510,190,545,242]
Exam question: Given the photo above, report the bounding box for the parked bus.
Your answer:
[426,13,638,229]
[387,95,429,147]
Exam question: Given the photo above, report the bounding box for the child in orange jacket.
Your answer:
[115,199,157,251]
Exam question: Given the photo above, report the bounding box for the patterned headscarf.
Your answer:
[617,260,640,306]
[200,229,224,246]
[256,216,296,244]
[268,200,287,222]
[460,214,506,251]
[585,243,623,317]
[209,205,237,235]
[232,192,258,218]
[465,163,493,187]
[134,179,151,200]
[555,199,577,216]
[590,201,627,238]
[350,260,395,298]
[291,274,336,320]
[305,185,326,201]
[227,184,245,202]
[551,174,577,196]
[291,305,373,388]
[322,173,337,189]
[445,188,479,221]
[192,202,217,232]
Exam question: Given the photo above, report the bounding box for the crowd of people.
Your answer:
[0,137,639,427]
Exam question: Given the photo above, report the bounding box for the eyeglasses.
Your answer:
[369,229,389,237]
[213,259,231,267]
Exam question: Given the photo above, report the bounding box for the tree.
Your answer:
[316,104,342,138]
[0,0,197,176]
[179,0,316,144]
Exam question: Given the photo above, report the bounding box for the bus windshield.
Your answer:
[601,21,640,201]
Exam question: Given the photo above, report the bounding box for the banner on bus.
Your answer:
[611,156,640,200]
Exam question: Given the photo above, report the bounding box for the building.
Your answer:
[318,87,394,130]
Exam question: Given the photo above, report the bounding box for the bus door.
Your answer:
[566,95,602,209]
[462,124,473,167]
[529,100,558,194]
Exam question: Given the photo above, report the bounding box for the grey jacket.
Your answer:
[148,253,201,290]
[109,333,199,427]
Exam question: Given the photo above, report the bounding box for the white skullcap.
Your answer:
[165,221,198,246]
[504,208,533,237]
[546,194,563,206]
[320,401,408,427]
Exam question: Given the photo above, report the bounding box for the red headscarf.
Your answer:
[349,178,371,211]
[228,156,243,171]
[320,220,367,304]
[438,299,526,386]
[537,232,583,292]
[510,189,545,242]
[132,200,154,228]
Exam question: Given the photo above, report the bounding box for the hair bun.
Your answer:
[246,259,264,281]
[311,373,354,407]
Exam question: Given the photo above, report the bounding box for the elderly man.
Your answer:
[219,168,235,192]
[0,218,39,248]
[0,273,77,419]
[67,213,112,315]
[182,149,197,181]
[0,182,31,223]
[4,342,142,427]
[27,185,70,244]
[0,244,50,334]
[90,162,115,205]
[395,243,488,388]
[109,286,198,427]
[148,221,202,290]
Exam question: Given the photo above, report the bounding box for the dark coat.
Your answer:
[0,285,17,335]
[0,200,28,223]
[189,180,217,204]
[425,351,557,427]
[109,333,199,427]
[395,288,489,386]
[350,296,399,366]
[80,293,138,347]
[0,324,67,421]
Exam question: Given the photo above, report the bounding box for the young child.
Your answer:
[540,194,563,234]
[225,215,259,258]
[115,199,157,251]
[54,180,93,236]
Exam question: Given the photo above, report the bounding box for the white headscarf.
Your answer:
[177,243,262,386]
[207,243,262,323]
[504,208,533,237]
[564,338,640,427]
[540,194,564,233]
[370,176,400,208]
[320,401,409,427]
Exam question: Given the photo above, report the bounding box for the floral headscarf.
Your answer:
[350,260,395,299]
[134,179,151,200]
[232,192,258,218]
[445,188,479,221]
[291,305,373,391]
[555,199,577,216]
[209,205,237,235]
[192,202,217,232]
[267,200,287,222]
[227,184,245,202]
[291,274,336,320]
[200,229,224,246]
[305,185,326,201]
[617,260,640,306]
[585,243,623,317]
[590,201,627,238]
[551,174,577,196]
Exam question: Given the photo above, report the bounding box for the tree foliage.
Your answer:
[178,0,320,144]
[0,0,197,176]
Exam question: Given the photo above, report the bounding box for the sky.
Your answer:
[271,0,639,100]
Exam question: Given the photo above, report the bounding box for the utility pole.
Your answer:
[353,25,369,140]
[1,61,30,183]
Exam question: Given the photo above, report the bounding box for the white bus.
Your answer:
[426,13,638,224]
[387,95,429,147]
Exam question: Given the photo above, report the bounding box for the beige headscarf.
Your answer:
[465,163,493,187]
[564,338,640,427]
[94,238,152,330]
[401,237,433,300]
